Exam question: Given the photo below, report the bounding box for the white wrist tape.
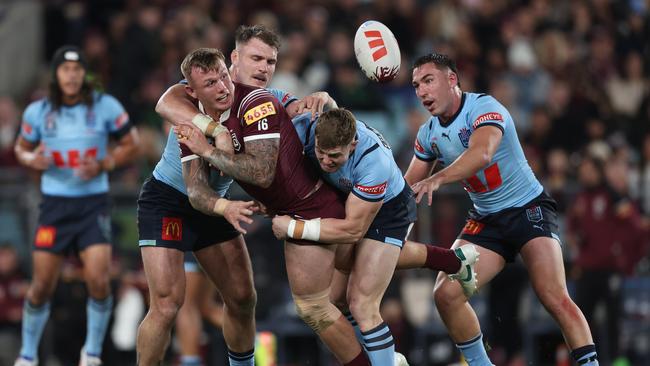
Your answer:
[287,218,321,241]
[191,113,228,138]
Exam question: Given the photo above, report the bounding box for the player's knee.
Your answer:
[151,293,184,325]
[28,280,57,304]
[85,273,111,297]
[293,289,341,333]
[226,287,257,316]
[433,281,463,309]
[537,286,571,315]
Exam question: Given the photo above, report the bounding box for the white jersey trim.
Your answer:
[181,154,199,162]
[243,133,280,142]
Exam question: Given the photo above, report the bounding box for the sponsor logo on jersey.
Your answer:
[281,93,293,105]
[472,112,503,129]
[355,181,387,195]
[244,102,276,125]
[114,112,129,129]
[526,205,543,223]
[461,219,484,235]
[162,217,182,241]
[458,127,471,148]
[21,122,32,135]
[44,112,57,136]
[35,226,56,247]
[414,139,424,153]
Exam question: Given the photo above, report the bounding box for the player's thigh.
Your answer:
[31,250,65,293]
[520,236,568,297]
[348,238,400,301]
[140,246,186,302]
[79,243,111,280]
[330,270,350,309]
[194,235,254,299]
[434,239,505,293]
[284,241,336,295]
[183,270,207,307]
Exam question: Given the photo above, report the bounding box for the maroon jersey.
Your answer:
[182,83,345,220]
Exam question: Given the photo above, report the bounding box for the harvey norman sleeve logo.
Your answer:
[355,181,387,195]
[472,112,503,129]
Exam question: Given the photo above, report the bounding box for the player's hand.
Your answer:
[223,200,259,234]
[76,156,102,180]
[411,176,443,205]
[271,215,292,240]
[174,123,215,157]
[214,127,234,154]
[296,92,331,120]
[26,144,52,170]
[254,200,274,217]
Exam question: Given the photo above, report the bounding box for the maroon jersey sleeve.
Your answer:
[237,89,283,143]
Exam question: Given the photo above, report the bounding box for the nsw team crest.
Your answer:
[526,205,543,222]
[458,127,471,148]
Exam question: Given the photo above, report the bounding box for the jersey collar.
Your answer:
[438,92,466,128]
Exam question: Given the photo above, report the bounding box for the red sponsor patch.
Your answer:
[461,219,484,235]
[414,139,424,153]
[35,226,56,247]
[162,217,182,241]
[355,181,387,195]
[281,93,293,105]
[114,112,129,129]
[21,122,32,135]
[472,112,503,129]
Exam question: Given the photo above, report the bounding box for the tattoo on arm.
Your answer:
[182,158,222,215]
[204,138,278,188]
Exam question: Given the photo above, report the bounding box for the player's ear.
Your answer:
[449,70,458,88]
[350,140,358,152]
[231,49,239,65]
[184,85,197,99]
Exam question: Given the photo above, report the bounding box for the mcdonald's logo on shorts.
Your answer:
[35,226,56,247]
[162,217,182,241]
[462,219,484,235]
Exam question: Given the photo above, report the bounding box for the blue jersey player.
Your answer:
[13,46,138,366]
[407,53,598,366]
[272,108,479,366]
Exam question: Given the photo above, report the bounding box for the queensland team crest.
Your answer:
[526,205,543,222]
[458,127,471,148]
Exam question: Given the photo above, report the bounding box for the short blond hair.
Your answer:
[180,48,226,81]
[315,109,357,150]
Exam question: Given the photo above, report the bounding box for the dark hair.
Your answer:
[413,53,460,87]
[180,48,226,81]
[49,45,94,110]
[315,109,357,149]
[235,24,281,50]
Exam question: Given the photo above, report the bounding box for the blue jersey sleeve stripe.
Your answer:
[352,189,384,202]
[474,122,504,134]
[353,143,380,169]
[109,121,134,139]
[414,153,436,162]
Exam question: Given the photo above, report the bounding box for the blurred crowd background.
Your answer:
[0,0,649,365]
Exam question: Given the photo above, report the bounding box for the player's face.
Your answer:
[187,59,235,112]
[231,38,278,88]
[314,138,356,173]
[56,61,85,97]
[412,63,456,116]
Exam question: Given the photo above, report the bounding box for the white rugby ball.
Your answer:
[354,20,401,82]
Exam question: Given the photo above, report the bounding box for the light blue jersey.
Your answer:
[414,92,542,214]
[152,87,297,197]
[20,92,130,197]
[295,115,405,203]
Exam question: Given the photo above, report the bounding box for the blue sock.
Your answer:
[228,348,254,366]
[180,355,203,366]
[361,322,395,365]
[19,301,51,359]
[571,344,599,366]
[456,333,492,366]
[343,310,364,343]
[84,295,113,357]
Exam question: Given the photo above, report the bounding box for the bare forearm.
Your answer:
[105,129,139,170]
[202,148,276,188]
[156,85,198,125]
[433,148,490,185]
[318,218,366,244]
[187,184,221,216]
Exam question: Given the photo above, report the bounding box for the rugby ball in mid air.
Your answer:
[354,20,401,82]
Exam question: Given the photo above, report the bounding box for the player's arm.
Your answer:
[285,91,338,119]
[412,125,502,204]
[103,128,139,171]
[14,136,50,170]
[156,83,227,139]
[404,157,436,186]
[182,157,256,234]
[175,123,278,188]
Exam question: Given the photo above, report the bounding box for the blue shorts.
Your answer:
[34,194,112,255]
[137,177,240,252]
[459,191,561,262]
[364,186,417,248]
